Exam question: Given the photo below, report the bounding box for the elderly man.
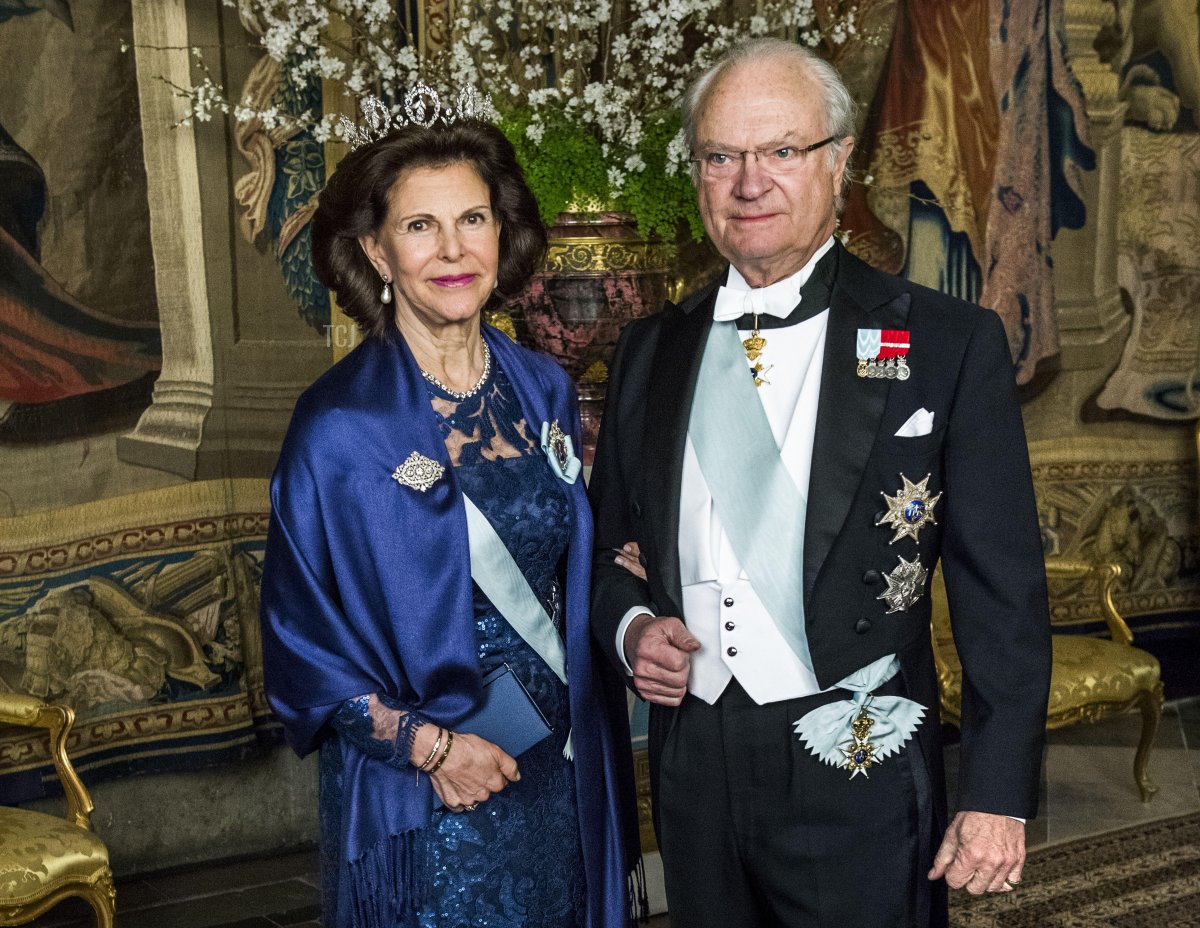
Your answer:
[589,37,1051,927]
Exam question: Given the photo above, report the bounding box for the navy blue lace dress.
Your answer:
[321,359,587,928]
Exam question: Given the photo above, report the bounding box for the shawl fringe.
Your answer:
[348,829,427,928]
[629,856,650,924]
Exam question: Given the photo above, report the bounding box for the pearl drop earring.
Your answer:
[380,274,392,305]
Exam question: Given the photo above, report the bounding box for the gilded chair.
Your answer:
[0,695,115,927]
[931,559,1164,802]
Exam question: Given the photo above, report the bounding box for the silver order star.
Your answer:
[876,473,942,544]
[877,556,928,614]
[391,451,445,492]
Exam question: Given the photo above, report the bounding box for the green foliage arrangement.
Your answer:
[185,1,872,246]
[500,108,704,241]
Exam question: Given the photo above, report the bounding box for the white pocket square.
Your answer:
[895,408,935,438]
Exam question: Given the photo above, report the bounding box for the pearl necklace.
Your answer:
[420,340,492,400]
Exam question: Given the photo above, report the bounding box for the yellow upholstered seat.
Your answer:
[932,559,1164,802]
[0,695,114,927]
[1048,635,1163,708]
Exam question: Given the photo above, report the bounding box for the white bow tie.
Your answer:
[712,276,802,323]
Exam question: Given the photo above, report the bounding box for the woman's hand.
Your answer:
[412,726,519,812]
[615,541,647,581]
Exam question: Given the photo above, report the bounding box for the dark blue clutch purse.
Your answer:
[460,663,552,755]
[432,664,552,807]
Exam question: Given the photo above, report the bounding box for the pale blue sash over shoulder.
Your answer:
[689,321,924,772]
[462,492,573,759]
[689,321,814,670]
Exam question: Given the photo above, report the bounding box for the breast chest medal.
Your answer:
[877,555,928,614]
[856,328,911,379]
[876,473,941,543]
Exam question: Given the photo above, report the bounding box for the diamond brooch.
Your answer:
[391,451,445,493]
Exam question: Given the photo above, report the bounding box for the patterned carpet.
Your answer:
[950,812,1200,926]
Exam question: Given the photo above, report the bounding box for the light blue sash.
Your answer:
[793,655,925,768]
[689,321,814,671]
[462,493,572,759]
[689,321,923,772]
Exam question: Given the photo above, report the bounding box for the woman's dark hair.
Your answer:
[311,120,548,340]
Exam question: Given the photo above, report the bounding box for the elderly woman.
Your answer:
[260,110,638,928]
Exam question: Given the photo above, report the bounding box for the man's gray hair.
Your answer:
[681,37,857,197]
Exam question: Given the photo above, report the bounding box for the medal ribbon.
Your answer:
[792,654,926,771]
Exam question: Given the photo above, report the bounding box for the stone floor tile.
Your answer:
[119,880,317,928]
[1045,743,1200,843]
[268,903,321,925]
[1177,698,1200,749]
[113,877,168,912]
[146,849,318,903]
[1044,704,1182,750]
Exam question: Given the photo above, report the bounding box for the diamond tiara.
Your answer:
[338,83,498,150]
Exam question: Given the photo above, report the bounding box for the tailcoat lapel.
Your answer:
[803,249,912,601]
[641,282,719,614]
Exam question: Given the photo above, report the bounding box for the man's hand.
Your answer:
[623,613,700,706]
[929,811,1025,894]
[614,541,647,581]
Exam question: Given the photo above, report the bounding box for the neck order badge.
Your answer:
[742,319,772,388]
[857,328,911,380]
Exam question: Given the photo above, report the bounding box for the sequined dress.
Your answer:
[319,359,586,928]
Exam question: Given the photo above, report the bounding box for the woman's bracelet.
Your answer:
[428,729,455,774]
[416,726,443,771]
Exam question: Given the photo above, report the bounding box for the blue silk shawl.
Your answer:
[260,326,635,928]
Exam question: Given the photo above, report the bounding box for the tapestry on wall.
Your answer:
[0,0,161,443]
[0,481,277,803]
[226,6,329,332]
[1032,438,1200,623]
[842,0,1093,384]
[1098,127,1200,420]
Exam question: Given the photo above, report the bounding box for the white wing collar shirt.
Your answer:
[617,236,835,705]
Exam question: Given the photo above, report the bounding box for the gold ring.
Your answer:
[464,803,479,812]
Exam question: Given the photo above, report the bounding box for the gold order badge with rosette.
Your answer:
[841,703,879,779]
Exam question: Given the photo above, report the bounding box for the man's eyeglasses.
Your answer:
[690,135,838,179]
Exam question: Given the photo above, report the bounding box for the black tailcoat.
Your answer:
[589,244,1051,857]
